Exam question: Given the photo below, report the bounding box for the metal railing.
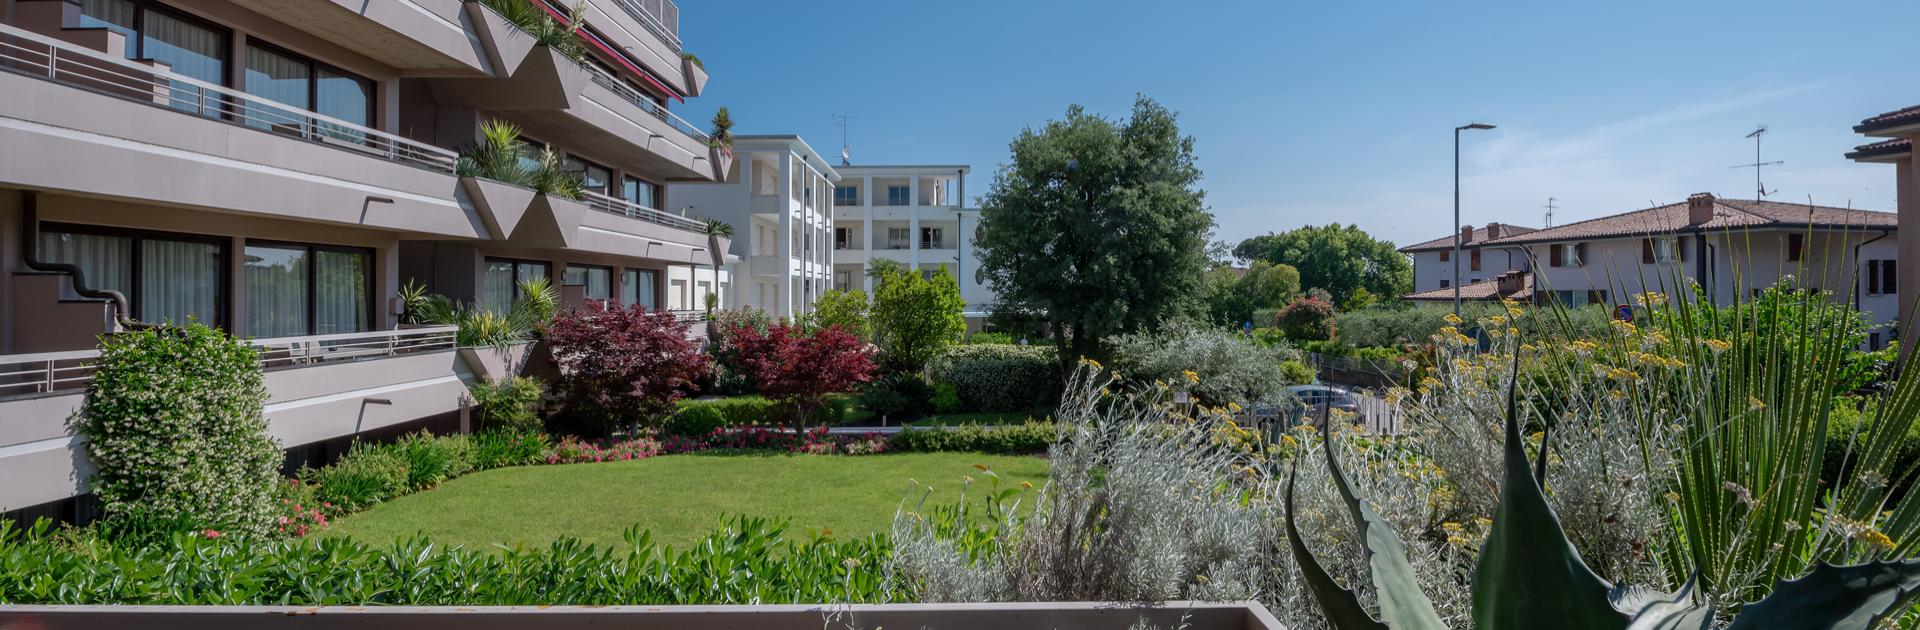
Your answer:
[670,309,707,323]
[583,64,711,147]
[0,24,458,173]
[0,326,458,399]
[608,0,681,51]
[580,191,709,233]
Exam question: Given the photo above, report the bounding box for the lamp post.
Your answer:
[1454,122,1496,318]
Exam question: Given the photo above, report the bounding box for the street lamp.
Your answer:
[1454,122,1496,318]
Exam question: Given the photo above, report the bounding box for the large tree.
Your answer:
[1235,224,1410,308]
[976,95,1213,371]
[869,264,966,372]
[1204,260,1301,327]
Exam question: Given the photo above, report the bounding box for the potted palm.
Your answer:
[704,218,734,269]
[707,107,734,180]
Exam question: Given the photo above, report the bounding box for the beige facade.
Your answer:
[829,165,997,318]
[0,0,725,517]
[1846,107,1918,349]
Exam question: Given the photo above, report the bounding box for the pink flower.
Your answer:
[201,529,222,539]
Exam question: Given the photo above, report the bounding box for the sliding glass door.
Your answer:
[38,224,224,327]
[243,242,371,338]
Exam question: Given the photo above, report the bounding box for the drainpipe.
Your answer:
[1695,232,1710,299]
[19,192,141,329]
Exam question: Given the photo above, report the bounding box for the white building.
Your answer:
[671,136,839,318]
[830,165,996,319]
[1398,223,1537,294]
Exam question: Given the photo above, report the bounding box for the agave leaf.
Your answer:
[1471,353,1631,630]
[1319,427,1446,629]
[1723,560,1920,630]
[1283,462,1388,630]
[1612,574,1715,630]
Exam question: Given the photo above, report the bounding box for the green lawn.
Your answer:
[322,452,1047,550]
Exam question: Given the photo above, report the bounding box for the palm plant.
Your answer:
[704,219,735,237]
[529,147,584,200]
[456,119,532,184]
[474,0,587,64]
[709,107,734,149]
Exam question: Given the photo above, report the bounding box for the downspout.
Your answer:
[19,192,141,329]
[1695,231,1710,299]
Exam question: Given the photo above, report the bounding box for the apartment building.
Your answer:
[670,135,837,318]
[830,165,995,320]
[1398,222,1537,294]
[1473,194,1900,348]
[1846,105,1917,346]
[0,0,726,520]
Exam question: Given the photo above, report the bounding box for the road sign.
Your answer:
[1614,303,1634,323]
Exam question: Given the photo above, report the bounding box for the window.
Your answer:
[563,264,611,300]
[835,186,859,206]
[40,223,225,328]
[619,268,658,309]
[1469,248,1482,271]
[1787,234,1805,262]
[1554,290,1578,306]
[835,227,857,250]
[922,227,945,249]
[887,186,910,206]
[621,176,659,209]
[482,258,549,313]
[1438,249,1449,262]
[886,227,910,250]
[1655,237,1680,264]
[1439,279,1450,288]
[835,271,852,292]
[243,242,371,338]
[1586,290,1609,306]
[243,42,375,141]
[561,155,612,196]
[1551,243,1583,268]
[75,0,230,117]
[1868,260,1898,296]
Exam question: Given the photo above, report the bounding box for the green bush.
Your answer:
[666,404,727,438]
[926,344,1061,413]
[677,396,782,426]
[931,383,961,414]
[1822,398,1918,495]
[471,430,550,469]
[469,376,545,433]
[968,331,1015,345]
[301,441,410,514]
[1278,360,1317,385]
[859,373,934,419]
[887,423,1057,454]
[0,516,896,605]
[397,431,474,491]
[74,322,281,538]
[1274,296,1337,341]
[1108,320,1301,406]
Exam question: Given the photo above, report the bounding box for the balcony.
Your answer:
[0,327,466,510]
[576,0,701,96]
[240,0,491,75]
[0,23,482,239]
[576,191,717,264]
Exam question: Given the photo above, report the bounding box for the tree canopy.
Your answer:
[976,95,1213,370]
[869,264,966,372]
[1203,260,1301,327]
[1234,224,1410,308]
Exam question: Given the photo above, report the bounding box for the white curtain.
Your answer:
[245,245,307,338]
[141,8,226,117]
[142,239,220,327]
[39,231,132,302]
[314,250,368,335]
[620,269,657,309]
[482,260,516,314]
[244,45,310,134]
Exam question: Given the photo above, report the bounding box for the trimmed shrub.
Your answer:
[301,442,410,514]
[968,331,1015,345]
[74,322,281,539]
[545,302,709,437]
[666,404,727,438]
[931,383,961,414]
[859,373,934,420]
[1274,296,1337,341]
[469,376,544,433]
[1108,320,1303,406]
[677,396,782,426]
[887,423,1057,454]
[926,344,1061,413]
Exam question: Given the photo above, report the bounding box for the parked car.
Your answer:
[1282,384,1363,427]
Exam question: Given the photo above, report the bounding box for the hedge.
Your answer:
[675,395,856,427]
[925,344,1061,413]
[887,423,1057,455]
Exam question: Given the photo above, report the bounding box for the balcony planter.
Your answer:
[709,144,734,181]
[431,44,586,110]
[511,194,588,248]
[682,56,708,96]
[466,2,541,78]
[0,601,1286,628]
[457,341,534,381]
[707,234,731,268]
[460,176,538,240]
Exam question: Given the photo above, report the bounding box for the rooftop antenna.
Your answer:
[1542,197,1557,227]
[1730,125,1782,199]
[833,114,850,166]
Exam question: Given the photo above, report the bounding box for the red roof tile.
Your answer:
[1398,224,1539,253]
[1846,137,1911,161]
[1479,197,1894,246]
[1403,271,1533,302]
[1856,105,1920,134]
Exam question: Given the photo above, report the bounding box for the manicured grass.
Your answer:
[322,452,1047,550]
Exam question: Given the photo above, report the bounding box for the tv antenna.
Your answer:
[1730,125,1782,199]
[833,114,850,166]
[1543,197,1557,228]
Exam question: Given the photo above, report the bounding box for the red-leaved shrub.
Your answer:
[1274,296,1337,341]
[545,302,709,436]
[719,321,875,426]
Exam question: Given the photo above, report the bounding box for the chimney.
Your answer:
[1459,224,1475,245]
[1486,222,1503,240]
[1496,271,1523,295]
[1687,193,1716,225]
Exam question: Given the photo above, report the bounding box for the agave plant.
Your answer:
[1285,355,1920,629]
[529,147,585,200]
[705,218,736,238]
[475,0,587,64]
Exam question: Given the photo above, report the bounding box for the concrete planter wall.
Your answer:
[707,234,731,268]
[683,57,708,96]
[0,601,1286,629]
[457,342,534,382]
[709,145,734,181]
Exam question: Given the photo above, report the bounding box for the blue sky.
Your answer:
[678,1,1920,249]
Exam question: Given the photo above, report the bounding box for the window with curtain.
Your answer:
[620,268,657,309]
[483,258,550,313]
[41,225,223,327]
[244,243,370,338]
[622,176,658,210]
[74,0,229,117]
[564,264,610,300]
[244,42,374,140]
